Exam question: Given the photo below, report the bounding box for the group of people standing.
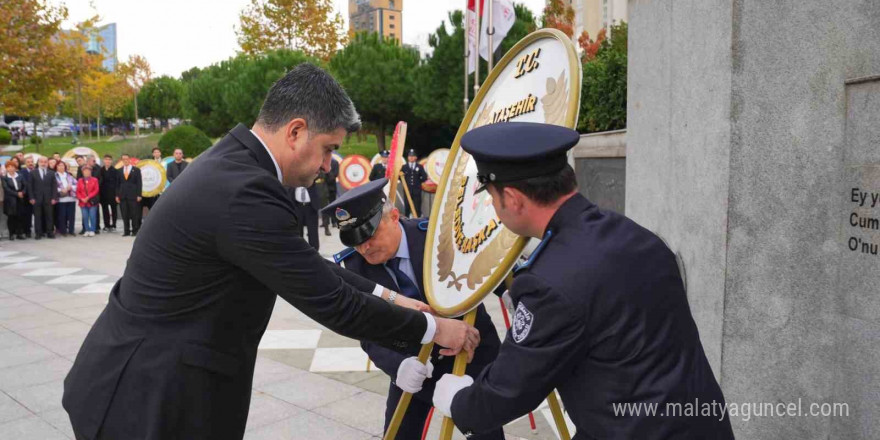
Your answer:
[1,147,189,241]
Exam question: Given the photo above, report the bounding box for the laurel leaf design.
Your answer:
[473,101,495,128]
[436,151,471,284]
[466,228,518,290]
[542,71,568,125]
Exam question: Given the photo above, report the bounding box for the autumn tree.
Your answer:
[0,0,82,117]
[80,69,132,139]
[541,0,574,38]
[578,28,606,62]
[119,55,152,135]
[236,0,346,60]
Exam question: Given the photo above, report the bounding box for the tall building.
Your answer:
[86,23,118,72]
[348,0,403,43]
[564,0,627,43]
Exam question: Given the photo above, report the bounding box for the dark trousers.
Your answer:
[404,190,422,217]
[55,202,76,235]
[6,214,22,237]
[33,202,54,237]
[21,203,32,234]
[119,198,142,234]
[101,200,117,228]
[322,191,338,227]
[383,384,504,440]
[294,203,319,251]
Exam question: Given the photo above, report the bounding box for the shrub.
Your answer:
[0,128,11,145]
[29,135,43,145]
[157,125,212,158]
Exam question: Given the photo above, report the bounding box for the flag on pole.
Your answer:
[466,0,483,74]
[479,0,516,61]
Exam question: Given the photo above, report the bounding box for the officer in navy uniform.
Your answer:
[432,122,735,439]
[325,178,504,440]
[369,150,389,181]
[400,149,427,217]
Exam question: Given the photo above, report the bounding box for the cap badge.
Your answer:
[335,208,351,221]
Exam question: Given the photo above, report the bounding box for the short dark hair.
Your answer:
[104,154,113,159]
[152,148,160,153]
[257,63,361,134]
[121,153,130,158]
[492,164,578,206]
[55,161,66,172]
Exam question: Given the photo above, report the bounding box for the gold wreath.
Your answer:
[436,151,470,286]
[466,228,518,289]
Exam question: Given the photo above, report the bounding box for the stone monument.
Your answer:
[627,0,879,438]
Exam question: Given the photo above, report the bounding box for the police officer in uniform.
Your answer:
[400,149,427,217]
[369,150,389,181]
[324,178,504,440]
[432,122,734,439]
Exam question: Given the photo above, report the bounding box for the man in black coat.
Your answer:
[115,153,142,236]
[327,178,504,440]
[369,150,388,181]
[28,156,58,239]
[400,149,427,217]
[62,63,479,440]
[99,154,119,231]
[433,123,734,440]
[20,156,35,237]
[289,182,323,250]
[165,148,188,183]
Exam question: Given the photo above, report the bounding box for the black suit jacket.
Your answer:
[2,174,27,215]
[166,160,188,183]
[369,163,386,181]
[116,166,142,200]
[341,218,501,402]
[28,168,58,204]
[99,166,119,201]
[62,124,429,440]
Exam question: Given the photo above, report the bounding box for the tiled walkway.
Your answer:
[0,230,566,439]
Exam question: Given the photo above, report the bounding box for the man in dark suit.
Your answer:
[28,156,58,239]
[289,182,323,250]
[433,123,734,439]
[20,156,35,237]
[165,148,188,183]
[99,154,119,232]
[327,178,504,440]
[400,149,427,217]
[62,63,479,440]
[115,153,142,236]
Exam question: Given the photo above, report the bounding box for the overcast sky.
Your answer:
[56,0,546,78]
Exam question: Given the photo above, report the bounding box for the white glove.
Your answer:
[433,374,474,418]
[395,356,434,393]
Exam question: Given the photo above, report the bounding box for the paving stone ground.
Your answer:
[0,217,566,439]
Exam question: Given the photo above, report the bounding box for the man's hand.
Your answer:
[433,317,480,362]
[137,196,142,202]
[115,196,120,203]
[396,357,434,393]
[29,199,35,205]
[433,374,474,418]
[391,292,433,314]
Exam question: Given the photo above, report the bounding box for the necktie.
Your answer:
[387,257,420,299]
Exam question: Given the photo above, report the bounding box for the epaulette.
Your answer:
[333,247,357,264]
[418,220,429,231]
[514,230,553,274]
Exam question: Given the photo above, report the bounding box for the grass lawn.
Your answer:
[4,130,383,160]
[10,132,164,159]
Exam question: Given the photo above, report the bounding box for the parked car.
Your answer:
[46,126,72,137]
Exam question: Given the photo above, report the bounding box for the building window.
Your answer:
[390,0,395,9]
[390,15,395,20]
[389,23,395,29]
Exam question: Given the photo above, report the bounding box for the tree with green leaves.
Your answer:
[412,5,537,131]
[138,76,184,128]
[329,32,420,151]
[180,49,318,137]
[578,21,627,133]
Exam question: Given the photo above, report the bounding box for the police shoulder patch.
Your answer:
[512,302,534,343]
[333,247,357,264]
